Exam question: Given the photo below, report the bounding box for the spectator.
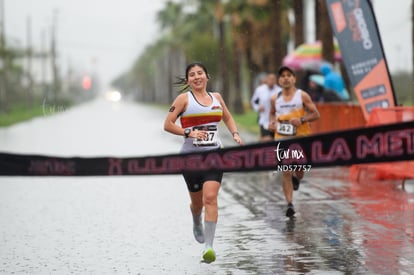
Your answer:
[308,74,342,103]
[250,73,282,141]
[320,63,350,101]
[307,74,325,102]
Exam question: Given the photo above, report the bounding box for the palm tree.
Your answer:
[293,0,304,48]
[269,0,284,72]
[157,0,231,103]
[157,1,183,32]
[116,0,295,108]
[228,2,249,114]
[228,0,288,95]
[318,0,334,64]
[156,1,185,103]
[213,0,230,105]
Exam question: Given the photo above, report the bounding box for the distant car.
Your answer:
[105,90,122,102]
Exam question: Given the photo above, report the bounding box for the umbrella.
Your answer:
[309,74,325,87]
[282,41,342,71]
[309,74,350,101]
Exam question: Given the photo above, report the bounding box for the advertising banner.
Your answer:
[325,0,397,120]
[1,121,414,176]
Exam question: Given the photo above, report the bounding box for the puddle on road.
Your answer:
[217,169,414,275]
[1,170,413,274]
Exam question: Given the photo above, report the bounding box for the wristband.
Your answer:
[232,131,239,137]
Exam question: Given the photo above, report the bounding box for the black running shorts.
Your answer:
[182,171,223,192]
[260,125,274,138]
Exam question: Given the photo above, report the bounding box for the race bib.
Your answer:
[276,121,296,136]
[192,125,218,146]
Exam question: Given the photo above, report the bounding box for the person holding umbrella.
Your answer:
[320,63,350,101]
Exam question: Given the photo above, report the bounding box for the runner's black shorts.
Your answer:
[260,125,275,138]
[182,171,223,192]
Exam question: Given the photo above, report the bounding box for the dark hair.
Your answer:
[174,62,210,93]
[277,66,296,77]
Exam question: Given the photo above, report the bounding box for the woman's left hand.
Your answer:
[233,133,244,145]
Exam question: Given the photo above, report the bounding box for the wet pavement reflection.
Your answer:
[0,99,413,274]
[219,170,414,275]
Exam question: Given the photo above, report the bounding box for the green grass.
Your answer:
[231,109,260,136]
[0,104,45,127]
[0,99,261,131]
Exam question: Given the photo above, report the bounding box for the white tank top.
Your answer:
[180,91,223,153]
[275,89,303,118]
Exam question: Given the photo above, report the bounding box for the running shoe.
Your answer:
[286,203,295,218]
[292,175,300,191]
[193,223,205,243]
[202,247,216,263]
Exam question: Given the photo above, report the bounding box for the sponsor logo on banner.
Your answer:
[325,0,396,120]
[274,142,312,172]
[0,122,413,177]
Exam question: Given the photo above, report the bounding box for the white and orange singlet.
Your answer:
[274,89,311,139]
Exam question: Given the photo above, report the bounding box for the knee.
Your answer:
[203,192,217,206]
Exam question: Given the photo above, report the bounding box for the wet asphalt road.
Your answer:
[0,98,413,274]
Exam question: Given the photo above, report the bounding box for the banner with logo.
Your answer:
[325,0,396,120]
[1,121,413,176]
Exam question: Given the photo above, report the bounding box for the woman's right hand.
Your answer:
[190,130,208,140]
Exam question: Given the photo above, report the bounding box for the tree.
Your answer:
[156,1,185,103]
[293,0,304,47]
[156,1,182,31]
[318,0,334,64]
[114,0,297,110]
[228,3,248,114]
[214,0,230,104]
[227,0,290,96]
[269,0,286,72]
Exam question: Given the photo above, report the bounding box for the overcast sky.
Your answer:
[5,0,413,91]
[5,0,165,89]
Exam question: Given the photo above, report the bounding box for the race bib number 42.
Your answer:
[277,122,296,136]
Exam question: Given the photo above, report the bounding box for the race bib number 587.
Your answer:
[192,125,218,146]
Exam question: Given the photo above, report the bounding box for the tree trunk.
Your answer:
[315,0,321,41]
[319,0,334,64]
[218,19,229,104]
[232,38,244,114]
[293,0,305,47]
[243,21,260,97]
[270,0,285,72]
[215,1,230,105]
[167,48,173,104]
